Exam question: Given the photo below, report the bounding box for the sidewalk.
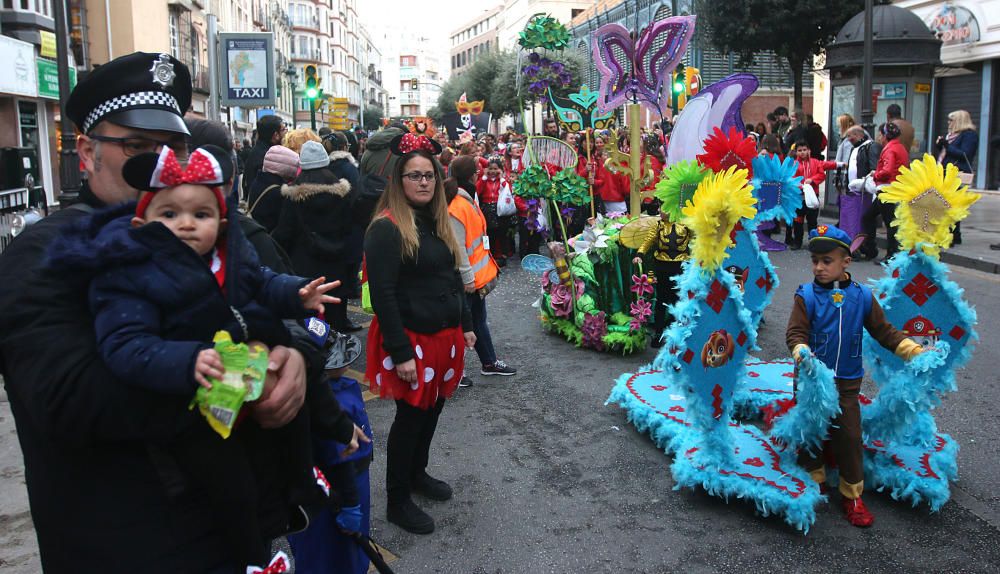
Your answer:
[823,188,1000,274]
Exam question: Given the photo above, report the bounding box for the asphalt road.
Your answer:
[2,241,999,572]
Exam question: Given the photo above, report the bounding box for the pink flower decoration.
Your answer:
[629,299,653,331]
[630,274,655,297]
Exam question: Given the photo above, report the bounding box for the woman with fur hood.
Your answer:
[323,131,365,327]
[273,140,354,332]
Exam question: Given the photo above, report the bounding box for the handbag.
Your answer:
[496,181,517,217]
[802,182,820,209]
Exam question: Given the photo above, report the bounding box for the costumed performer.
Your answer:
[475,155,516,266]
[364,132,477,535]
[785,224,925,527]
[787,140,843,249]
[632,210,690,348]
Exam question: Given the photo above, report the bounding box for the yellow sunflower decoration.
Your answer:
[879,154,980,257]
[681,166,757,270]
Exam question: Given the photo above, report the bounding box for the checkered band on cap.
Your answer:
[83,91,181,133]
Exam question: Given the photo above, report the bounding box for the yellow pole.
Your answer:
[627,103,642,218]
[586,129,594,219]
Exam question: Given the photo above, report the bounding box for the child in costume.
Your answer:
[787,140,843,249]
[49,145,348,569]
[633,210,691,347]
[475,155,515,266]
[785,224,924,527]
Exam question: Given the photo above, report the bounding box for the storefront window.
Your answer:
[831,83,856,147]
[911,90,930,155]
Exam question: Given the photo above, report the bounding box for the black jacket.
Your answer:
[247,171,286,232]
[0,196,234,572]
[272,172,353,286]
[242,141,272,199]
[364,207,473,364]
[0,187,327,573]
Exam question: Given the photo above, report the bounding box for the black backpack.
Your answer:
[354,154,392,223]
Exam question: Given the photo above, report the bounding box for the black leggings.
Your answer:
[385,398,446,504]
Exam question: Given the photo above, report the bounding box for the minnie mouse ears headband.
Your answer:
[389,132,442,156]
[123,144,233,218]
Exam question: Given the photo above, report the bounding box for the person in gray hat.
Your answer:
[273,141,355,334]
[0,52,323,573]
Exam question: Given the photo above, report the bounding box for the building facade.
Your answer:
[498,0,592,50]
[360,23,388,128]
[895,0,999,189]
[449,5,501,75]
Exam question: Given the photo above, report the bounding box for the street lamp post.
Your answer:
[860,0,875,133]
[54,0,80,206]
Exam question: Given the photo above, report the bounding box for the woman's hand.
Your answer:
[395,359,418,383]
[464,282,477,294]
[250,346,306,428]
[464,331,477,349]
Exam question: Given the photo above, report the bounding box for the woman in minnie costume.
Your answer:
[364,132,476,535]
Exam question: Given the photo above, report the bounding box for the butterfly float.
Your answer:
[592,16,696,114]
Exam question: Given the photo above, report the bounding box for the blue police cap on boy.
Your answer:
[66,52,192,135]
[808,224,852,254]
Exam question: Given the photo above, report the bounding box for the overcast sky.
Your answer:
[358,1,491,38]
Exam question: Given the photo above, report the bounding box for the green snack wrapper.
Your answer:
[190,331,269,438]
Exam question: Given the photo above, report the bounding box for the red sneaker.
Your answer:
[842,496,874,527]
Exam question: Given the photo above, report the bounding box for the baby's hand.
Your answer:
[299,276,341,314]
[195,349,224,389]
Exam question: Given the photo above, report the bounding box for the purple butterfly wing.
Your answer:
[593,23,635,113]
[634,16,697,113]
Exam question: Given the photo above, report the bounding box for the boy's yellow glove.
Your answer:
[792,344,812,363]
[894,338,925,361]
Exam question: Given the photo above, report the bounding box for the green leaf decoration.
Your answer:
[570,256,597,286]
[518,15,571,51]
[551,169,590,205]
[512,165,551,199]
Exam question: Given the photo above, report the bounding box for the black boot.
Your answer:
[387,498,435,534]
[412,472,453,501]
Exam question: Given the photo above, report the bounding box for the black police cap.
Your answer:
[66,52,192,135]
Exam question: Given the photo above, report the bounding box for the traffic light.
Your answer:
[410,78,419,90]
[304,65,319,100]
[672,64,686,95]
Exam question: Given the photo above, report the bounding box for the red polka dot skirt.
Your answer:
[366,316,465,410]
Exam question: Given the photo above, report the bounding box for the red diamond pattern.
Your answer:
[949,325,966,340]
[711,384,724,419]
[755,274,774,293]
[736,331,747,346]
[903,273,938,306]
[706,279,729,313]
[682,349,694,363]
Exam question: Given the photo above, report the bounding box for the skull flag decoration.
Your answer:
[548,85,616,132]
[592,16,696,113]
[442,93,491,141]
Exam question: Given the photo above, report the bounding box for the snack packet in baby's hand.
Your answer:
[190,331,269,438]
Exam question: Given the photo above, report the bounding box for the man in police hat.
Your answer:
[0,52,311,573]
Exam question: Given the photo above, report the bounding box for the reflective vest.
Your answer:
[448,194,498,289]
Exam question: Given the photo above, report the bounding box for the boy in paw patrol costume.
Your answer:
[785,224,924,527]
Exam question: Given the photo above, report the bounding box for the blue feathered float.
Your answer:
[607,166,841,532]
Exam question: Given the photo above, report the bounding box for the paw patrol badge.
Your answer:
[149,54,176,88]
[831,288,846,308]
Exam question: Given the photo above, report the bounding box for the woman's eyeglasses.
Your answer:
[402,171,436,183]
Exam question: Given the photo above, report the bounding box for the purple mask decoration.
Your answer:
[666,73,760,167]
[592,16,696,114]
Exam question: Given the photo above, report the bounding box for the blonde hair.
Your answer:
[282,128,321,153]
[948,110,975,134]
[371,151,464,268]
[837,114,856,137]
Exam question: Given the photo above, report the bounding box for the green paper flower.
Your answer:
[518,15,571,51]
[551,169,589,205]
[654,160,709,222]
[512,165,551,199]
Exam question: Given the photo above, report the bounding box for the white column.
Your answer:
[977,60,992,189]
